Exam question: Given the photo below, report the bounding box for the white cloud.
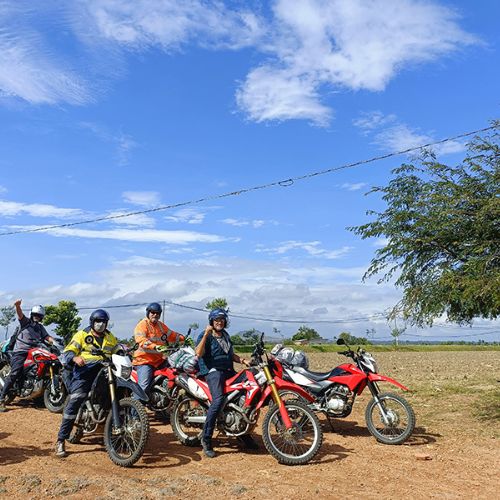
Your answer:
[236,66,332,126]
[0,185,7,194]
[8,226,233,244]
[1,254,401,339]
[221,218,271,228]
[81,0,264,50]
[122,191,161,207]
[80,122,137,165]
[353,112,466,155]
[236,0,478,125]
[341,182,367,191]
[106,210,156,228]
[374,124,465,155]
[352,111,397,132]
[0,4,90,105]
[0,200,83,218]
[165,208,206,225]
[257,240,352,260]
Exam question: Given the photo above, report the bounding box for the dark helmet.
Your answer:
[208,308,228,326]
[89,309,110,326]
[146,302,162,315]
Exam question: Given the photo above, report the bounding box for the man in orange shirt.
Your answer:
[133,302,183,397]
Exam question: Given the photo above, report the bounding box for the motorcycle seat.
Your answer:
[293,366,339,381]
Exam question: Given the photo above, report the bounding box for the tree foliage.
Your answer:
[205,298,228,311]
[338,331,370,345]
[292,325,321,342]
[349,123,500,326]
[0,306,16,339]
[43,300,81,345]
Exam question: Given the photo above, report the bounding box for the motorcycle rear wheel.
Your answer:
[103,397,150,467]
[365,392,415,445]
[262,399,323,465]
[171,395,205,446]
[43,384,68,413]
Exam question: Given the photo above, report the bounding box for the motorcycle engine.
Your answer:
[223,395,250,436]
[324,384,352,416]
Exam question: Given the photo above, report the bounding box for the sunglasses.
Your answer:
[149,312,161,317]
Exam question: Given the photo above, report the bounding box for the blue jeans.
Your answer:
[202,369,235,441]
[134,360,168,399]
[0,351,28,399]
[57,363,101,441]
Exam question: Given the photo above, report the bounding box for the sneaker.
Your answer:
[201,437,216,458]
[0,399,6,413]
[237,434,259,450]
[55,440,67,458]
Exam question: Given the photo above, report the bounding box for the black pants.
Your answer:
[202,369,235,441]
[0,351,28,399]
[57,364,100,441]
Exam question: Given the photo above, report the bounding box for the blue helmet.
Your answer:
[208,308,228,326]
[146,302,162,315]
[89,309,109,326]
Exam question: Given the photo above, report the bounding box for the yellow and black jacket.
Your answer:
[64,327,120,363]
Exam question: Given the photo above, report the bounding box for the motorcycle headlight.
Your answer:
[120,365,132,380]
[360,352,378,373]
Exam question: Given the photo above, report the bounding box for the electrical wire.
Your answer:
[0,124,495,237]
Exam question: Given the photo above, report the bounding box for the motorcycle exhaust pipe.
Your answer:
[185,416,207,424]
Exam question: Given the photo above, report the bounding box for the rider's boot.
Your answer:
[0,399,6,413]
[201,437,216,458]
[55,440,67,458]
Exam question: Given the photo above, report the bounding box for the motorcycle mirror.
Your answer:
[336,338,346,345]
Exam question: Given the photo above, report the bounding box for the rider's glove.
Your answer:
[183,337,194,348]
[155,344,169,353]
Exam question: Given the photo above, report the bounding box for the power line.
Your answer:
[0,124,495,237]
[74,299,498,333]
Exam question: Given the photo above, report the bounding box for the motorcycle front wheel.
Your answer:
[43,383,68,413]
[171,395,206,446]
[103,397,150,467]
[365,392,416,445]
[262,399,323,465]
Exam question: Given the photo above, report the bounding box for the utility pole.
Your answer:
[162,300,166,323]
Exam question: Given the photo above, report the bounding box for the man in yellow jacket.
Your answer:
[133,302,183,398]
[55,309,119,458]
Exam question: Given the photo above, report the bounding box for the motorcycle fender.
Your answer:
[255,381,314,410]
[116,377,149,402]
[368,373,410,391]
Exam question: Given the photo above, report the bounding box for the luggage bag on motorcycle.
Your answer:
[167,347,198,374]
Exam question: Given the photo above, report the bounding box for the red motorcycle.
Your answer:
[279,338,416,445]
[170,334,323,465]
[0,340,67,412]
[129,331,194,419]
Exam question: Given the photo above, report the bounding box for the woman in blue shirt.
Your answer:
[195,308,256,457]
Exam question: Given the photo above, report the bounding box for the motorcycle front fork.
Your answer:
[366,380,391,425]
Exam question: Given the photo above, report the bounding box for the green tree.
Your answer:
[230,334,245,345]
[205,298,228,311]
[43,300,81,345]
[0,306,16,340]
[338,331,370,345]
[349,123,500,326]
[0,306,16,338]
[390,327,405,346]
[292,325,321,342]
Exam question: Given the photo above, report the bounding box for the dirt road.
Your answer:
[1,351,498,499]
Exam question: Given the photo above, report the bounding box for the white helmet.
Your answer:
[30,305,46,318]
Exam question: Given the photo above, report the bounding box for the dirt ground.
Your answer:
[1,351,499,499]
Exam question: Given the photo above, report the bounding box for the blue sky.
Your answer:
[0,0,498,342]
